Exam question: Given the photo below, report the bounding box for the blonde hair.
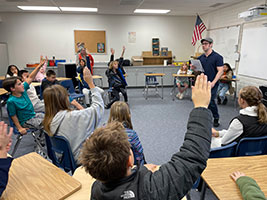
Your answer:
[240,86,267,124]
[108,101,133,129]
[109,61,118,70]
[43,85,71,136]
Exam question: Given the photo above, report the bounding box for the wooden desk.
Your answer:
[0,76,5,80]
[0,88,7,96]
[2,152,81,200]
[57,77,72,81]
[92,75,103,87]
[201,155,267,200]
[31,82,41,87]
[66,167,95,200]
[171,74,195,100]
[144,73,165,99]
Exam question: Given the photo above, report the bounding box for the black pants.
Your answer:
[107,87,128,108]
[208,85,219,119]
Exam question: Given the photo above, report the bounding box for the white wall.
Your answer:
[201,0,267,90]
[0,12,195,70]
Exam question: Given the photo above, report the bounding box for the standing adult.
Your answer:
[198,37,224,127]
[76,43,94,75]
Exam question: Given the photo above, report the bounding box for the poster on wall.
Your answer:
[97,43,105,53]
[128,32,136,43]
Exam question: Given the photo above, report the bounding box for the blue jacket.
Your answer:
[0,157,13,197]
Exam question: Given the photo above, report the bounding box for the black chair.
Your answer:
[144,72,159,100]
[259,86,267,107]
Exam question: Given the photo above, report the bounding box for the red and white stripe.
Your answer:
[192,22,206,46]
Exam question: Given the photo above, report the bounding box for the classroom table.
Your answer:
[0,76,5,80]
[92,75,103,87]
[57,77,72,81]
[170,74,195,100]
[200,155,267,200]
[31,82,41,87]
[1,152,81,200]
[144,73,165,99]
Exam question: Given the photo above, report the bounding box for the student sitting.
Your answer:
[0,121,13,197]
[108,47,126,74]
[19,70,45,113]
[176,62,192,99]
[43,67,104,163]
[34,56,47,82]
[41,69,83,110]
[105,60,128,109]
[217,63,233,105]
[3,57,46,134]
[6,65,19,78]
[77,58,91,107]
[108,101,146,165]
[231,171,266,200]
[76,46,94,74]
[80,74,213,199]
[211,86,267,148]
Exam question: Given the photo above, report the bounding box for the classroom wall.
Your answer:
[201,0,267,91]
[0,12,195,71]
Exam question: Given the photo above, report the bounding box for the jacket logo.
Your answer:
[120,190,135,199]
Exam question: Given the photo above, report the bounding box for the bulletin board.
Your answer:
[238,20,267,80]
[209,26,240,69]
[74,30,106,54]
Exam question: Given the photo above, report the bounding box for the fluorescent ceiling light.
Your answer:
[134,9,170,14]
[17,6,60,11]
[59,7,98,12]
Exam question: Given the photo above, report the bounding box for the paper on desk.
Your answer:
[190,59,204,72]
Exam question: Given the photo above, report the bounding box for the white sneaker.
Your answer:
[179,93,184,99]
[176,93,180,98]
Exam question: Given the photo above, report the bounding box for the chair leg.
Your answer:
[31,131,47,158]
[11,134,23,157]
[146,85,148,100]
[200,181,207,200]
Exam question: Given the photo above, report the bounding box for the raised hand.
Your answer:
[191,73,211,108]
[0,121,13,158]
[111,48,115,55]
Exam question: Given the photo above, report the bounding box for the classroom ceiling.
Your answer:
[0,0,244,16]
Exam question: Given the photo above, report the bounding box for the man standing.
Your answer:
[198,37,224,127]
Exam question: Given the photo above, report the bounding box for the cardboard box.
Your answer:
[131,56,143,66]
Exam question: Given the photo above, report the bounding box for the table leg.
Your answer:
[200,181,207,200]
[234,81,237,109]
[171,78,176,101]
[161,76,163,99]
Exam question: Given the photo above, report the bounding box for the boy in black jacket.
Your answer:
[80,74,212,200]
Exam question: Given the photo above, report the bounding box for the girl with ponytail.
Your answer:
[211,86,267,148]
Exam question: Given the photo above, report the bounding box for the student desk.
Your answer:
[57,77,72,81]
[171,74,195,100]
[144,73,165,99]
[31,82,41,87]
[0,76,5,80]
[1,152,81,200]
[0,88,8,120]
[92,75,103,87]
[201,155,267,200]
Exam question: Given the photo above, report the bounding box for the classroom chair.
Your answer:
[44,133,78,174]
[144,72,159,100]
[259,86,267,107]
[60,79,85,104]
[198,142,238,200]
[7,108,45,157]
[235,135,267,156]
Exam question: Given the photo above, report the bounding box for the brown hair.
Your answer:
[79,122,131,182]
[108,101,133,129]
[240,86,267,123]
[109,61,118,70]
[180,63,188,73]
[43,85,71,136]
[2,77,22,93]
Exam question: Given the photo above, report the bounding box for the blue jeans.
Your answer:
[208,85,219,119]
[217,83,229,102]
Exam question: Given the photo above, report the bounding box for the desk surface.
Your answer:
[202,155,267,200]
[31,82,41,87]
[0,88,8,96]
[66,166,95,200]
[144,73,165,76]
[92,75,103,79]
[57,77,72,81]
[2,153,81,200]
[0,76,5,80]
[172,73,195,78]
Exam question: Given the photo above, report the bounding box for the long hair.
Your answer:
[108,101,133,129]
[224,63,233,73]
[240,86,267,124]
[43,85,71,136]
[109,61,118,70]
[180,63,188,73]
[6,65,19,77]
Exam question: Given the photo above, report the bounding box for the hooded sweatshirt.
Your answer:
[50,87,104,162]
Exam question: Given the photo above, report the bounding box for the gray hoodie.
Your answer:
[50,87,104,162]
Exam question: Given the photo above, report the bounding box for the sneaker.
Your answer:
[213,118,220,127]
[179,93,184,100]
[217,96,221,105]
[176,93,180,98]
[222,96,228,105]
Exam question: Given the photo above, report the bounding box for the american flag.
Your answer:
[192,15,206,46]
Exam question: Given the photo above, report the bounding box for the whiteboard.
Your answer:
[238,21,267,80]
[0,43,9,76]
[209,26,240,69]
